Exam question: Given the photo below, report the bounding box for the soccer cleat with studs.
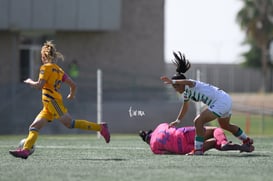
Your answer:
[240,144,255,153]
[9,149,30,159]
[221,141,254,153]
[100,122,110,143]
[243,137,254,145]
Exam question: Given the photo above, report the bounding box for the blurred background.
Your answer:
[0,0,273,135]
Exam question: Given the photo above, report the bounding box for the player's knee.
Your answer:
[29,127,39,132]
[29,119,46,131]
[194,117,204,126]
[219,124,230,130]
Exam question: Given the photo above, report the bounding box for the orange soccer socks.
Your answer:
[23,128,39,151]
[71,119,101,131]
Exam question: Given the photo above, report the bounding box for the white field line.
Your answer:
[37,145,147,150]
[1,144,147,150]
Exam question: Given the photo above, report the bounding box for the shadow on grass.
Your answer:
[206,153,271,157]
[78,158,128,161]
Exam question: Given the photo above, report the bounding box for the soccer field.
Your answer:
[1,134,273,181]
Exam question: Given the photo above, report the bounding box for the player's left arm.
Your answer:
[63,75,77,100]
[24,78,46,89]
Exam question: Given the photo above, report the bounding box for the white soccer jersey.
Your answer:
[183,79,232,117]
[184,80,220,105]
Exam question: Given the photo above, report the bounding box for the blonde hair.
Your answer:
[41,40,64,63]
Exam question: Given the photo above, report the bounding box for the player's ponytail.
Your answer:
[42,40,64,63]
[171,51,191,80]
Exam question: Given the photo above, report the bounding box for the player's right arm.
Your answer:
[169,101,190,127]
[24,78,46,90]
[24,64,48,89]
[160,76,195,87]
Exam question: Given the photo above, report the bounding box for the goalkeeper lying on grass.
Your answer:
[139,123,254,155]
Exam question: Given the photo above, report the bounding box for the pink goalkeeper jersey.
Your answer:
[149,123,195,154]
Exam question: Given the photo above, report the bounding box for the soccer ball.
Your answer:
[18,138,35,155]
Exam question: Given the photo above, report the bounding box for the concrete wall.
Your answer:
[0,0,121,31]
[0,0,169,134]
[0,32,19,84]
[0,0,165,101]
[0,97,196,134]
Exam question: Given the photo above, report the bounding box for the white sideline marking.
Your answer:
[2,145,147,150]
[36,145,147,150]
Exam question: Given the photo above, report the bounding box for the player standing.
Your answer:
[160,51,254,155]
[9,41,110,159]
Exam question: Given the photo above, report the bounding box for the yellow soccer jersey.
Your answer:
[39,63,65,101]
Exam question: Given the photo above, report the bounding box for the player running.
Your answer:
[139,123,254,155]
[160,51,254,155]
[9,41,110,159]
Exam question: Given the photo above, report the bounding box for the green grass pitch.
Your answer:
[1,134,273,181]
